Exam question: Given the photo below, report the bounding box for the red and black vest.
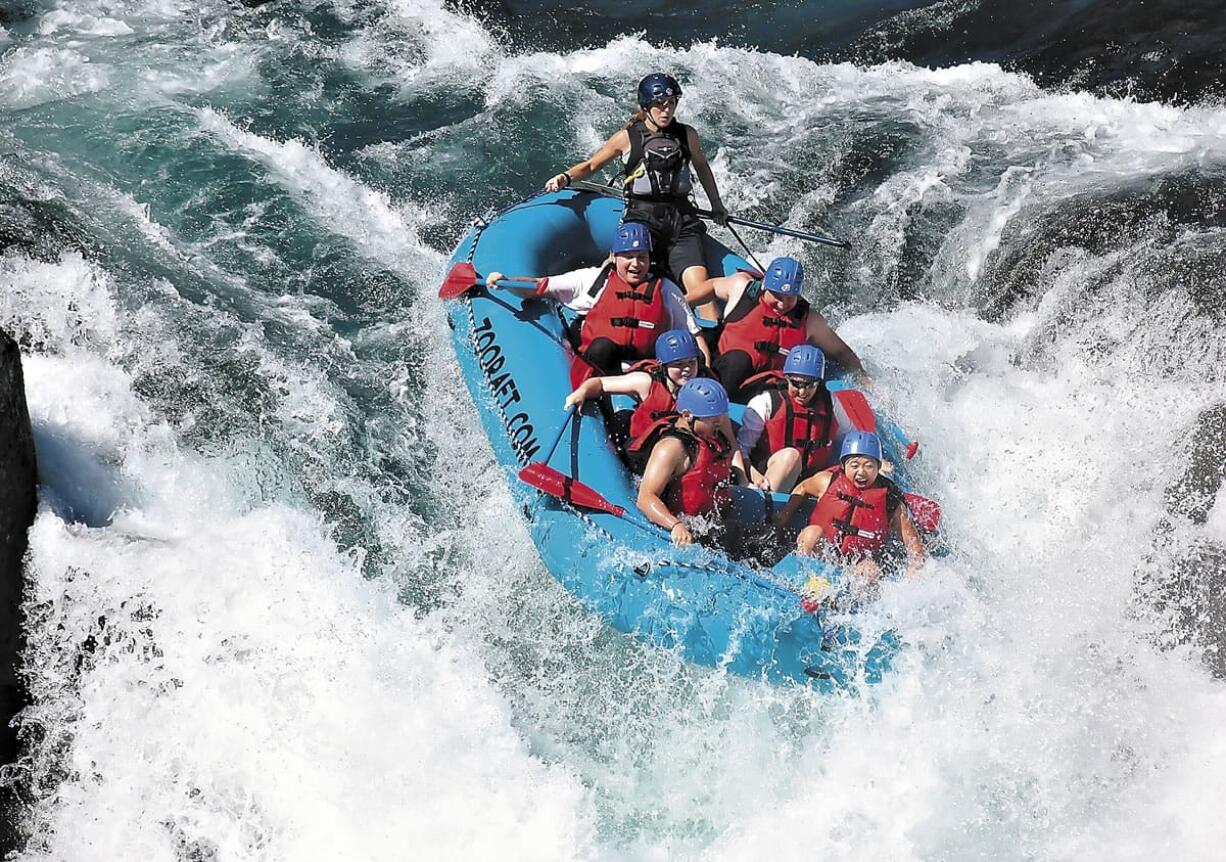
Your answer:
[808,466,900,557]
[742,371,835,474]
[580,263,668,357]
[625,360,680,441]
[627,417,735,517]
[717,284,810,372]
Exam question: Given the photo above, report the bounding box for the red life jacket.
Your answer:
[626,417,735,517]
[579,263,668,357]
[808,466,897,557]
[624,361,679,442]
[717,284,810,372]
[742,371,835,474]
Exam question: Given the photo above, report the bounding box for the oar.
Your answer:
[523,405,577,471]
[695,209,850,250]
[567,180,850,250]
[438,261,538,300]
[835,389,942,531]
[517,462,804,601]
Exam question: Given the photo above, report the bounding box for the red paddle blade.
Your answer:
[833,388,877,433]
[518,463,626,517]
[438,261,480,300]
[903,492,941,532]
[905,441,919,460]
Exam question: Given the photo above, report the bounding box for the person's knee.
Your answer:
[770,448,802,472]
[797,525,823,555]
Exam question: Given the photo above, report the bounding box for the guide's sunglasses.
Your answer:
[650,97,679,110]
[786,376,820,390]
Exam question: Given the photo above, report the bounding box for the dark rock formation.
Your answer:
[0,328,36,851]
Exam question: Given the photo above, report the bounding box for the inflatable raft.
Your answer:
[441,188,931,689]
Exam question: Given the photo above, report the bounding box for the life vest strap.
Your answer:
[831,517,881,541]
[836,491,874,509]
[610,317,657,330]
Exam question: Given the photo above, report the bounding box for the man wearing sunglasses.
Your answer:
[735,345,851,493]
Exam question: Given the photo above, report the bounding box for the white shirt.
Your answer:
[539,266,701,335]
[737,389,851,460]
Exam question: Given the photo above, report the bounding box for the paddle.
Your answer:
[438,261,538,301]
[694,209,850,250]
[567,180,850,250]
[835,388,942,531]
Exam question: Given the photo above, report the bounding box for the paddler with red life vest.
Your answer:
[633,378,751,547]
[736,344,847,494]
[563,329,707,467]
[485,222,710,374]
[542,73,730,322]
[791,431,926,584]
[711,256,865,402]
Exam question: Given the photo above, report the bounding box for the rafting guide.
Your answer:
[544,73,731,321]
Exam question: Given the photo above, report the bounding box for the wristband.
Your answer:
[561,171,572,186]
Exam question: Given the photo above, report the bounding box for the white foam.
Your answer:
[0,46,110,109]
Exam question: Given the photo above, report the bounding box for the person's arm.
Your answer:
[546,129,631,192]
[894,505,927,577]
[637,438,693,545]
[483,270,545,300]
[735,394,770,460]
[686,127,726,224]
[806,310,866,377]
[563,371,652,409]
[662,282,713,365]
[775,470,833,524]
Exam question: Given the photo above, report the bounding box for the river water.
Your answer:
[1,0,1224,858]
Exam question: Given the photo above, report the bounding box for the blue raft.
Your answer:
[442,189,923,689]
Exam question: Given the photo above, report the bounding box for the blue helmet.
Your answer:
[840,431,883,463]
[638,73,682,108]
[612,222,653,254]
[676,378,728,418]
[782,344,826,380]
[763,257,804,297]
[655,329,698,364]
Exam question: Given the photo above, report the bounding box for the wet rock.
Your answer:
[0,328,35,850]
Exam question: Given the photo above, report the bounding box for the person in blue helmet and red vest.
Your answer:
[736,344,860,494]
[789,431,926,585]
[631,378,752,546]
[712,256,865,402]
[486,222,710,374]
[563,329,713,467]
[542,73,731,324]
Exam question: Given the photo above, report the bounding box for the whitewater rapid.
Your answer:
[2,0,1226,858]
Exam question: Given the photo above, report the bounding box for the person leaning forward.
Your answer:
[486,222,711,374]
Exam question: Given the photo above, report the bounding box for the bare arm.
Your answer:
[776,470,833,524]
[546,129,631,191]
[686,127,726,218]
[894,506,927,577]
[806,311,864,375]
[563,371,652,409]
[637,438,693,545]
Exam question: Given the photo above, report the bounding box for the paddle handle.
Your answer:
[538,405,578,467]
[694,209,850,249]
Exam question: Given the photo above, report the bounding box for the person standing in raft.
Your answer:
[736,344,850,494]
[631,378,751,547]
[563,329,709,465]
[485,222,710,374]
[712,256,865,401]
[543,73,730,321]
[787,431,926,585]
